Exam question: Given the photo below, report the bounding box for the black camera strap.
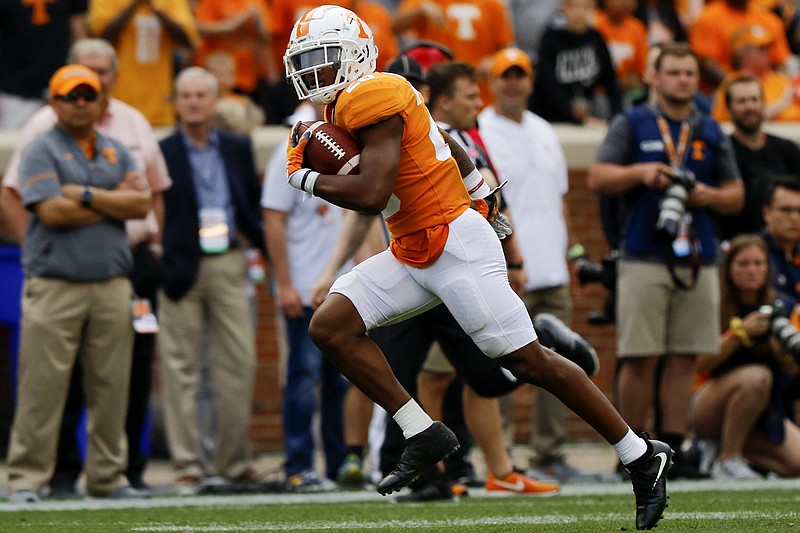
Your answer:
[665,236,700,290]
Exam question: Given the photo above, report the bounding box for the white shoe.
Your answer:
[711,456,762,480]
[697,438,719,476]
[8,490,39,503]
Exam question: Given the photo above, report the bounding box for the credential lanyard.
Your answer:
[655,115,691,168]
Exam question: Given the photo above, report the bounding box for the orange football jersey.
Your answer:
[326,72,471,266]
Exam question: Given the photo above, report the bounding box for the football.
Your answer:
[295,121,362,175]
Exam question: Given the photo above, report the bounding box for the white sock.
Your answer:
[613,428,649,465]
[393,399,434,439]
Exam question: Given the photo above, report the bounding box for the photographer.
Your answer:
[690,235,800,479]
[588,43,744,478]
[762,177,800,305]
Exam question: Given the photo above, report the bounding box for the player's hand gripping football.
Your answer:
[286,121,320,194]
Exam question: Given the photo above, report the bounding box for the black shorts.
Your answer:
[369,303,519,398]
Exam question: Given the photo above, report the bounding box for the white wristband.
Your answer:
[288,169,320,195]
[463,167,491,199]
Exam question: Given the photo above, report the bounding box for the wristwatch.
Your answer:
[81,186,93,208]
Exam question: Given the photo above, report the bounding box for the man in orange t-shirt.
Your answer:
[89,0,198,126]
[283,7,673,530]
[392,0,514,103]
[711,27,800,122]
[194,0,274,95]
[690,0,791,91]
[595,0,649,100]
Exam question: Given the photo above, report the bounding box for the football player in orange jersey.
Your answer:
[284,5,671,530]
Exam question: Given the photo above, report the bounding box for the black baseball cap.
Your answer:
[385,54,426,85]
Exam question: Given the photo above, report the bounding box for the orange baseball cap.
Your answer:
[489,48,533,78]
[48,64,101,97]
[731,25,775,53]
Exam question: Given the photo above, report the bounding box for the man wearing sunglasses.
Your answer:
[5,64,151,503]
[1,38,171,496]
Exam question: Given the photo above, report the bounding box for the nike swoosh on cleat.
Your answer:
[491,478,525,492]
[652,452,668,489]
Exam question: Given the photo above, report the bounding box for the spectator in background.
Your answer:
[762,178,800,305]
[595,0,649,105]
[479,48,601,483]
[716,77,800,242]
[354,0,399,72]
[588,43,744,478]
[633,0,686,45]
[6,65,151,502]
[690,234,800,479]
[505,0,562,65]
[1,38,172,494]
[262,121,351,491]
[400,39,453,70]
[194,0,275,109]
[689,0,791,91]
[756,0,800,53]
[0,0,87,129]
[530,0,623,125]
[392,0,515,103]
[205,51,265,135]
[89,0,198,126]
[712,29,800,123]
[157,67,264,493]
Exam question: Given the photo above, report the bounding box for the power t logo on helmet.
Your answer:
[284,5,379,105]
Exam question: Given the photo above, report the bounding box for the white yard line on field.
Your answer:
[1,478,799,513]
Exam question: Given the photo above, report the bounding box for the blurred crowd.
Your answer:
[1,0,800,504]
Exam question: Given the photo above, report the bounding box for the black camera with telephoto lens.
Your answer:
[759,300,800,361]
[568,245,618,325]
[654,167,696,244]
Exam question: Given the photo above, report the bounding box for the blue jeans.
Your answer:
[282,307,349,479]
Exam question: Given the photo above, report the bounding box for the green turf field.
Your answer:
[0,479,797,532]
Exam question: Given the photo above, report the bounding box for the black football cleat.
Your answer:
[377,421,460,495]
[625,436,674,530]
[533,313,600,376]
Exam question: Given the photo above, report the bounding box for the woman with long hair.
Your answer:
[690,234,800,479]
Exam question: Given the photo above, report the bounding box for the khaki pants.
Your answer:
[521,285,572,466]
[157,251,255,479]
[7,277,133,496]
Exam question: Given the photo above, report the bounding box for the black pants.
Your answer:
[371,304,520,488]
[51,244,160,490]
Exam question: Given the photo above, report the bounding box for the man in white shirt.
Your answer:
[478,47,600,483]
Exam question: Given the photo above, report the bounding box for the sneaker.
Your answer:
[8,490,39,503]
[286,470,337,492]
[533,313,600,376]
[485,470,560,496]
[711,456,762,480]
[528,458,602,483]
[624,437,674,531]
[174,474,201,496]
[455,474,485,488]
[450,482,469,497]
[337,453,366,487]
[393,480,455,503]
[697,438,719,476]
[376,421,460,495]
[104,485,151,499]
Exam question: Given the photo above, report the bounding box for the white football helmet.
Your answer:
[284,5,378,105]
